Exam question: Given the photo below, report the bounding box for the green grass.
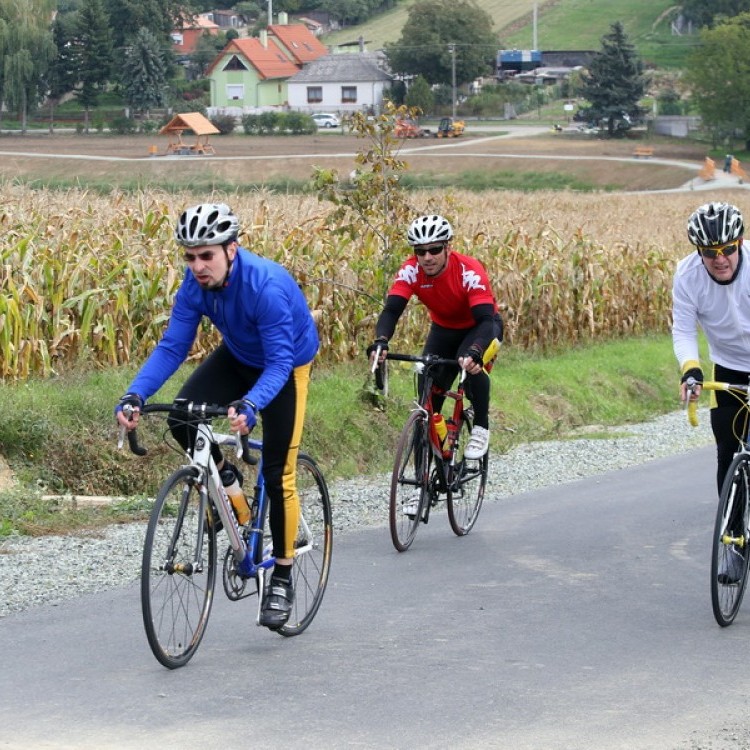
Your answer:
[323,0,697,71]
[400,169,612,192]
[0,333,700,537]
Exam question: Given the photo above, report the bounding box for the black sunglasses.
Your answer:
[697,238,740,259]
[183,250,216,263]
[414,243,446,257]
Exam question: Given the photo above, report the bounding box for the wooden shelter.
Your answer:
[159,112,220,155]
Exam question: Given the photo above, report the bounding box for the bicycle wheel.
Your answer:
[447,415,488,536]
[389,411,430,552]
[711,453,750,627]
[278,453,333,636]
[141,467,217,668]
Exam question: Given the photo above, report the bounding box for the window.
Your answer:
[223,55,248,71]
[226,84,244,101]
[307,86,323,103]
[341,86,357,103]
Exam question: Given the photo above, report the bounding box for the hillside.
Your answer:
[321,0,699,69]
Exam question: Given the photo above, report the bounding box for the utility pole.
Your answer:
[533,0,538,49]
[448,43,456,118]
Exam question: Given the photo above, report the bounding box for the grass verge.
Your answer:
[0,333,695,537]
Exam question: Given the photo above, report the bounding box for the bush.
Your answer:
[241,111,315,136]
[284,111,316,135]
[108,114,137,135]
[242,113,261,135]
[139,119,159,134]
[210,113,237,134]
[258,111,280,134]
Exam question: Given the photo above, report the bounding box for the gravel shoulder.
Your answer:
[0,408,714,617]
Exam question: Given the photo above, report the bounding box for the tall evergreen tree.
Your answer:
[44,14,79,131]
[75,0,114,130]
[121,27,168,117]
[579,22,648,136]
[105,0,181,53]
[385,0,499,87]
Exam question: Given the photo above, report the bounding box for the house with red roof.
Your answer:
[207,13,328,114]
[171,13,220,55]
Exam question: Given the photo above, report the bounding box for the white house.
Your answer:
[287,53,393,115]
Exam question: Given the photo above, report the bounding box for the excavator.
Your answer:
[436,117,465,138]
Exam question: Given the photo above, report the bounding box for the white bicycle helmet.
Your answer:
[175,203,240,247]
[687,202,744,247]
[407,214,453,246]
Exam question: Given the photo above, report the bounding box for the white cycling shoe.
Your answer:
[464,426,490,460]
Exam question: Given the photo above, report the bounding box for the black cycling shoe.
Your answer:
[259,577,294,630]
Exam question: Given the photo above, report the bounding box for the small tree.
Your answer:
[121,27,168,118]
[404,75,433,116]
[579,22,648,136]
[684,13,750,150]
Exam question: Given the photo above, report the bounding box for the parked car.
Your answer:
[312,113,340,129]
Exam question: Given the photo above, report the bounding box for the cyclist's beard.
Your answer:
[423,257,448,277]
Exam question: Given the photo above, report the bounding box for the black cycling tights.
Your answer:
[711,363,750,494]
[166,343,309,560]
[422,323,496,429]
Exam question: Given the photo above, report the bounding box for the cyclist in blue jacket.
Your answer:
[115,202,319,629]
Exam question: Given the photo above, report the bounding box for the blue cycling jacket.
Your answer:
[127,247,319,410]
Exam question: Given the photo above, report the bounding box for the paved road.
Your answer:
[1,445,747,749]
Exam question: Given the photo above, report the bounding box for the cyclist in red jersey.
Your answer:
[368,214,503,459]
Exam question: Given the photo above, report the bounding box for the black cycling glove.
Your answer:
[680,367,704,385]
[462,345,485,368]
[115,393,143,417]
[366,338,389,357]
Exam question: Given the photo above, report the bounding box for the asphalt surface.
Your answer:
[2,445,750,749]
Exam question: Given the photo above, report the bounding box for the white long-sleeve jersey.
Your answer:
[672,244,750,372]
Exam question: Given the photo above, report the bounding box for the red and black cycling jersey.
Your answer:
[387,250,497,328]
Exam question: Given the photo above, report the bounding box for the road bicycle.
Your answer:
[687,377,750,626]
[375,351,489,552]
[119,399,332,668]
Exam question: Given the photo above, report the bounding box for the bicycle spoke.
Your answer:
[141,468,216,668]
[711,454,750,627]
[278,454,332,636]
[389,412,429,551]
[447,416,487,536]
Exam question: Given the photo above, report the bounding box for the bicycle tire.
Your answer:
[141,467,217,668]
[278,453,333,636]
[711,453,750,626]
[447,415,488,536]
[389,411,430,552]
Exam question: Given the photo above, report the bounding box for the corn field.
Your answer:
[0,183,718,379]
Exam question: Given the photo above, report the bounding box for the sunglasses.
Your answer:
[183,250,216,263]
[414,243,447,257]
[697,239,741,259]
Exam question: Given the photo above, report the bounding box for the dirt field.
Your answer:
[0,129,708,191]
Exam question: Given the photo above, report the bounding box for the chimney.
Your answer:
[279,11,288,25]
[260,28,267,47]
